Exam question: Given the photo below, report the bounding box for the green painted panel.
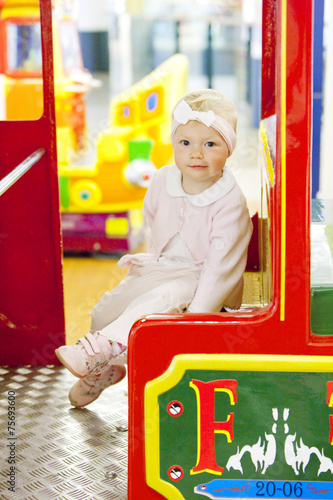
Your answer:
[158,369,333,499]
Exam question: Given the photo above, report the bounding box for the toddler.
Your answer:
[56,89,253,407]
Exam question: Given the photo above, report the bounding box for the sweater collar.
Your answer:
[166,164,236,206]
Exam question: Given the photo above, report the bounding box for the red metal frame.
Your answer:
[0,0,65,365]
[127,0,333,497]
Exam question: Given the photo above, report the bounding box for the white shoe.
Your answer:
[55,332,113,378]
[69,364,127,407]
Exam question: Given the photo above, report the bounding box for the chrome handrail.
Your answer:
[0,148,46,196]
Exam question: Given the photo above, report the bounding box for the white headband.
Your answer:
[171,99,237,156]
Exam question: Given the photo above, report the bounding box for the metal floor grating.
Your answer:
[0,366,128,500]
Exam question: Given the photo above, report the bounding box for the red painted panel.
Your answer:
[0,0,65,365]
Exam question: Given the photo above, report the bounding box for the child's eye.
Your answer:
[181,140,190,146]
[205,141,215,147]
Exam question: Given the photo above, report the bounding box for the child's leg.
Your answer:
[66,268,200,406]
[89,269,143,333]
[55,267,154,378]
[89,264,199,333]
[98,270,200,346]
[56,265,200,378]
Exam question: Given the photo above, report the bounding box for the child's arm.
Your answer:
[187,200,253,313]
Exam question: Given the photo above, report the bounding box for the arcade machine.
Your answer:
[127,0,333,498]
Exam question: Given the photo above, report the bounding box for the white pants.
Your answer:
[89,264,201,347]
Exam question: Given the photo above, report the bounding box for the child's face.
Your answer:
[172,120,229,194]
